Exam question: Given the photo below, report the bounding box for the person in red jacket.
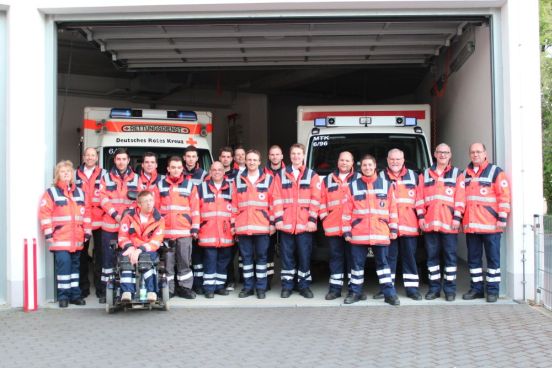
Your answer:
[274,143,321,299]
[320,151,359,300]
[196,161,236,298]
[342,154,399,306]
[461,142,511,303]
[264,144,285,289]
[118,190,164,302]
[98,148,139,303]
[417,143,465,301]
[138,152,161,208]
[75,147,105,299]
[39,160,91,307]
[233,150,276,299]
[158,155,199,299]
[378,148,423,301]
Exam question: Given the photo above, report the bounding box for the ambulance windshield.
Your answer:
[102,147,212,175]
[307,133,430,176]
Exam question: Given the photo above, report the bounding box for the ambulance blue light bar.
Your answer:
[110,108,136,118]
[405,117,417,126]
[314,117,326,127]
[167,111,198,121]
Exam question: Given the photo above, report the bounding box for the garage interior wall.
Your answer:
[0,11,6,305]
[416,24,493,263]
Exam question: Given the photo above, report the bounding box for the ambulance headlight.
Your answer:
[405,117,417,126]
[167,110,198,121]
[199,125,208,137]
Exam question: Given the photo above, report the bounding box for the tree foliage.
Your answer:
[541,0,552,212]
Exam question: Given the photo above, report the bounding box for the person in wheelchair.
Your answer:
[117,190,165,303]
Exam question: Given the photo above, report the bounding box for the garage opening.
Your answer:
[56,15,495,304]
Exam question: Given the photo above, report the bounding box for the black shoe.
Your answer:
[299,288,314,299]
[486,294,498,303]
[215,289,229,296]
[59,300,68,308]
[95,290,104,298]
[98,296,106,304]
[344,293,361,304]
[373,291,384,300]
[425,291,440,300]
[179,288,197,299]
[407,291,423,301]
[80,290,90,298]
[193,286,204,295]
[384,295,400,306]
[204,292,214,299]
[266,283,272,291]
[281,289,292,298]
[325,291,341,300]
[256,290,266,299]
[463,289,485,300]
[360,293,368,301]
[169,292,176,299]
[445,293,456,302]
[69,298,86,306]
[239,289,254,298]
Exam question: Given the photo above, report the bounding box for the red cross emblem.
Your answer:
[186,137,198,145]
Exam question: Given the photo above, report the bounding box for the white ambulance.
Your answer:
[298,104,433,176]
[82,107,213,173]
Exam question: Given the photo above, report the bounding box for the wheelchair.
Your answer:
[105,240,172,313]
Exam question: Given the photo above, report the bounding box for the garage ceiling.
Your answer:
[58,17,486,101]
[66,18,480,70]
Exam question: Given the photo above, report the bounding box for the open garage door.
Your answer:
[56,15,496,302]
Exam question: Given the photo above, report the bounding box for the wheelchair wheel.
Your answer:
[105,287,116,314]
[161,285,170,311]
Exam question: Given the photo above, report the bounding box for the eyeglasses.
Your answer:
[435,151,451,155]
[470,151,485,154]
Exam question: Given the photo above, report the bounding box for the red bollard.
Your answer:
[23,238,38,312]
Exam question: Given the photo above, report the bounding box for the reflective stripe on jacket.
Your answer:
[342,175,398,246]
[75,165,106,230]
[99,167,139,233]
[273,165,321,234]
[319,170,360,236]
[157,175,199,239]
[379,167,420,237]
[197,179,235,247]
[462,160,511,233]
[417,164,465,234]
[39,182,91,252]
[118,207,164,252]
[233,168,275,235]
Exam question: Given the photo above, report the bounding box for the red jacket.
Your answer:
[99,167,139,233]
[463,160,511,233]
[39,182,91,252]
[157,175,199,239]
[342,175,398,246]
[379,167,421,237]
[417,164,466,234]
[319,170,360,236]
[233,169,276,235]
[118,207,165,252]
[75,165,106,230]
[197,179,235,247]
[273,165,321,234]
[138,170,161,209]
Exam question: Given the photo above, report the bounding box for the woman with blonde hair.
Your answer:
[39,160,91,307]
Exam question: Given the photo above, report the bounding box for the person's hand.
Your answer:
[497,221,507,229]
[269,225,276,235]
[390,233,398,240]
[452,219,461,231]
[130,248,142,265]
[275,221,284,231]
[345,236,352,242]
[115,214,122,223]
[192,233,198,240]
[418,219,427,231]
[306,221,317,232]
